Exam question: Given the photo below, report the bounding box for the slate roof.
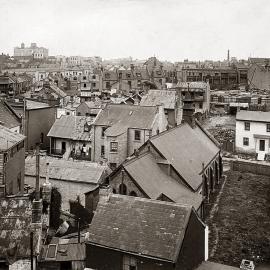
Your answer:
[195,261,239,270]
[149,123,220,191]
[0,125,25,151]
[0,101,21,129]
[236,110,270,123]
[122,152,203,210]
[0,197,41,260]
[47,115,93,141]
[140,90,176,109]
[94,104,157,132]
[25,155,108,184]
[49,82,67,98]
[26,100,50,110]
[87,195,195,262]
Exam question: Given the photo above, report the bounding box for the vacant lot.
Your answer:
[206,170,270,267]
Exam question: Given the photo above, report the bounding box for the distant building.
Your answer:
[140,89,182,127]
[92,104,168,169]
[176,82,210,121]
[86,195,207,270]
[76,101,101,119]
[235,110,270,160]
[14,42,49,59]
[0,126,25,197]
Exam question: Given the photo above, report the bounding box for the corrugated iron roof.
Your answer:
[0,125,25,151]
[25,155,108,184]
[47,115,93,141]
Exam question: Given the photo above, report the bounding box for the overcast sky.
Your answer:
[0,0,269,62]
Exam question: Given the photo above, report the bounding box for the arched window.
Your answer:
[129,191,137,197]
[119,183,127,195]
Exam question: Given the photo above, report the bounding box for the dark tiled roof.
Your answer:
[195,261,239,270]
[0,197,41,259]
[88,194,195,262]
[0,101,21,129]
[0,125,25,151]
[149,123,220,191]
[93,104,157,130]
[140,90,176,109]
[47,115,93,141]
[122,152,202,210]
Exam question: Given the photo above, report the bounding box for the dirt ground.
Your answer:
[205,170,270,267]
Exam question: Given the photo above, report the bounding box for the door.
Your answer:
[61,141,66,153]
[259,140,265,151]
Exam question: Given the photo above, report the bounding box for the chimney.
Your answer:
[32,144,42,224]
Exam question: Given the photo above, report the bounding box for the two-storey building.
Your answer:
[235,110,270,160]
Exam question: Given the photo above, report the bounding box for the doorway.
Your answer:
[61,141,66,153]
[259,140,265,151]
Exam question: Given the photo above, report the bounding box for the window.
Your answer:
[127,73,131,78]
[106,82,110,89]
[128,81,132,88]
[101,127,107,138]
[244,122,250,131]
[267,123,270,132]
[123,255,137,270]
[110,142,118,152]
[40,132,44,143]
[92,75,96,79]
[243,137,249,146]
[17,172,22,191]
[92,82,96,87]
[119,72,122,79]
[199,103,203,109]
[101,145,105,157]
[129,191,137,197]
[77,112,81,116]
[66,112,70,115]
[119,183,127,195]
[83,83,87,88]
[110,163,117,171]
[83,76,86,80]
[134,130,141,141]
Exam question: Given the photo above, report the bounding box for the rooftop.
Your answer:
[122,152,202,209]
[236,110,270,123]
[25,155,108,184]
[140,90,176,109]
[94,104,158,133]
[149,123,220,191]
[0,100,21,129]
[0,125,25,151]
[87,194,197,262]
[47,115,93,141]
[0,196,41,259]
[177,81,209,89]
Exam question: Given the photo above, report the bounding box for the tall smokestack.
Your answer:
[35,143,40,200]
[227,50,230,62]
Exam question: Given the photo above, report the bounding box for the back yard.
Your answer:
[205,169,270,267]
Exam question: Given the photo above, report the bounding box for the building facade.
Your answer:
[14,42,49,59]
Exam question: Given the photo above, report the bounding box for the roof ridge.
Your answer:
[123,151,152,167]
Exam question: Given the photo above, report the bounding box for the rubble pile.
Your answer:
[208,127,235,144]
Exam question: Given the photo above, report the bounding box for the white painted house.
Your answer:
[236,110,270,160]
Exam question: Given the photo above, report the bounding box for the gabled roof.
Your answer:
[25,156,108,184]
[93,104,157,131]
[0,100,21,129]
[0,125,25,151]
[149,123,220,191]
[236,110,270,123]
[0,197,41,260]
[122,152,202,209]
[140,90,176,109]
[87,194,199,262]
[47,115,93,141]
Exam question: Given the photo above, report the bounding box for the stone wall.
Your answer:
[231,159,270,176]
